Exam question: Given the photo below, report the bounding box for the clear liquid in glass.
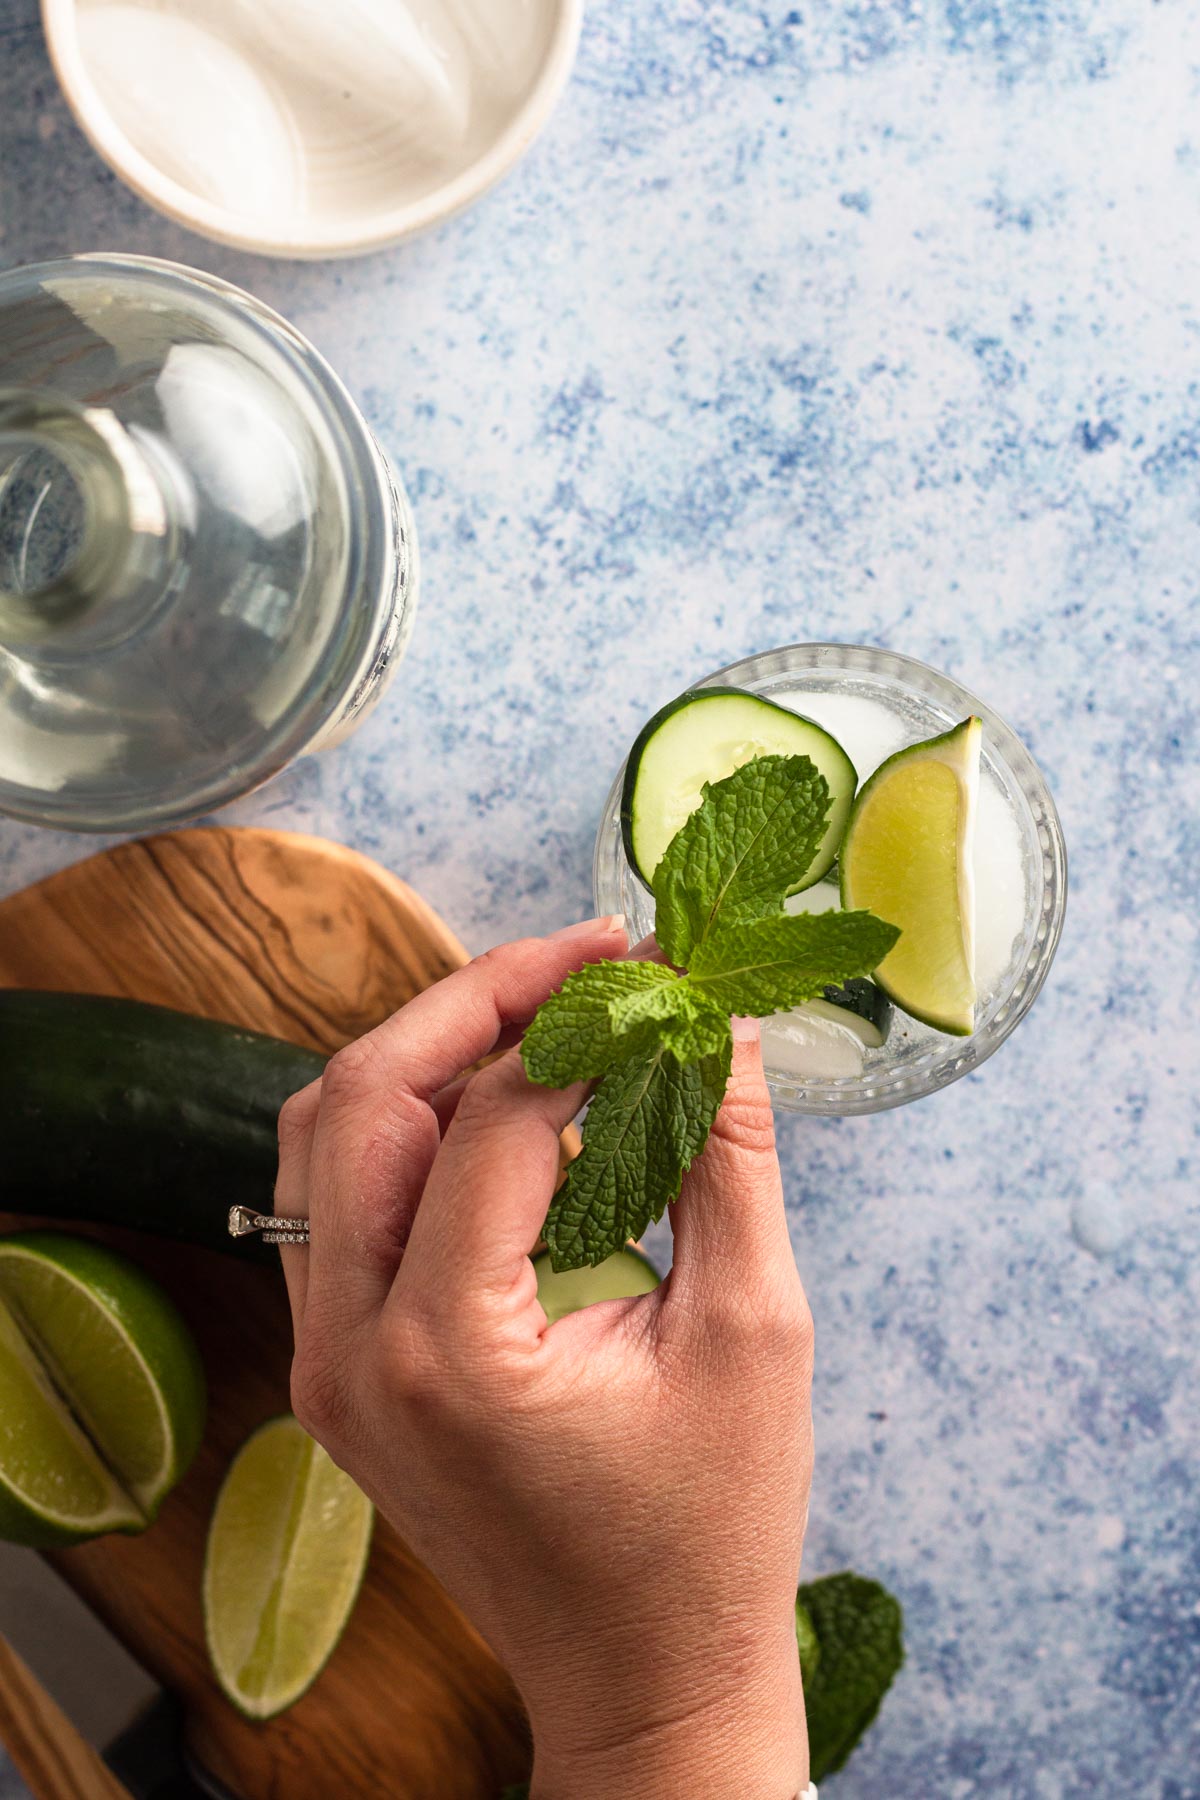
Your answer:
[0,255,417,832]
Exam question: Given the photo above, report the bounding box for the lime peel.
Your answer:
[0,1231,205,1548]
[839,718,981,1036]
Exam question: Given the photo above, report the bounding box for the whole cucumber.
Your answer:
[0,990,326,1260]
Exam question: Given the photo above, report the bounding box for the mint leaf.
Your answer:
[521,960,681,1086]
[610,979,731,1064]
[543,1038,732,1270]
[685,911,900,1017]
[652,754,832,965]
[797,1572,905,1781]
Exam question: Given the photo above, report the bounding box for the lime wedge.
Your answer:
[0,1232,205,1547]
[839,718,981,1035]
[532,1244,660,1324]
[204,1416,373,1719]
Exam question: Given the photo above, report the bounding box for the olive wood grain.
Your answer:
[0,1638,129,1800]
[0,828,553,1799]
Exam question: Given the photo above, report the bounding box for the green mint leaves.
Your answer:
[522,961,684,1084]
[796,1572,905,1781]
[653,752,834,965]
[542,1043,732,1270]
[525,754,900,1270]
[686,910,902,1017]
[522,960,729,1082]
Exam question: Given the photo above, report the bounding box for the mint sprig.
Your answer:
[653,752,834,965]
[526,754,900,1270]
[686,911,901,1016]
[542,1043,732,1270]
[522,960,685,1084]
[796,1571,905,1781]
[522,960,729,1083]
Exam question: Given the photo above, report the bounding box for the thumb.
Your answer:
[667,1018,799,1309]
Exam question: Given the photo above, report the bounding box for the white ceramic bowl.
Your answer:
[42,0,583,257]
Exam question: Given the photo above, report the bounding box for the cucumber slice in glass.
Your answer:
[620,687,857,889]
[532,1245,660,1324]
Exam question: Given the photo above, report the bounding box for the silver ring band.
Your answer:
[228,1206,310,1246]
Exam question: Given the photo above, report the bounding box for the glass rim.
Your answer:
[593,641,1068,1116]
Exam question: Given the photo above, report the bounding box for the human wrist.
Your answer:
[526,1644,807,1800]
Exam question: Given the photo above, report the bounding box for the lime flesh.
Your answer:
[0,1232,205,1546]
[840,718,981,1035]
[0,1298,137,1540]
[204,1416,374,1719]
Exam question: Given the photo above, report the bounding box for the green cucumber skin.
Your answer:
[619,687,747,877]
[0,991,326,1262]
[620,684,857,887]
[820,978,893,1040]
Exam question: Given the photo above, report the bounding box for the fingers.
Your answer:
[429,1073,471,1137]
[667,1019,801,1313]
[392,1049,586,1318]
[332,916,627,1106]
[274,1077,321,1339]
[299,918,625,1339]
[310,1051,446,1338]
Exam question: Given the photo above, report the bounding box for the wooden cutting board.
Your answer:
[0,828,537,1800]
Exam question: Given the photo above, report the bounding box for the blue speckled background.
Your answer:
[1,1,1198,1794]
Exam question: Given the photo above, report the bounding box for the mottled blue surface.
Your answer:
[1,1,1198,1794]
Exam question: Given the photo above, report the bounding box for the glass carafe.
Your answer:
[0,254,418,831]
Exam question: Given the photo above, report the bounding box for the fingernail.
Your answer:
[550,913,626,943]
[731,1014,761,1041]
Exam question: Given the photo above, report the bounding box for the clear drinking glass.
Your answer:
[0,254,418,832]
[593,643,1067,1116]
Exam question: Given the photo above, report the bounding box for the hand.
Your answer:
[276,919,814,1800]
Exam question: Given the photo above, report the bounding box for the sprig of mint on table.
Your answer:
[796,1571,905,1781]
[522,754,901,1271]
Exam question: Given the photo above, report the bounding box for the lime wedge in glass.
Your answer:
[0,1231,205,1547]
[204,1415,374,1720]
[840,717,981,1036]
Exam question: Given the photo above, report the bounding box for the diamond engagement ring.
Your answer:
[228,1206,310,1246]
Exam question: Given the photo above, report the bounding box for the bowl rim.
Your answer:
[40,0,584,258]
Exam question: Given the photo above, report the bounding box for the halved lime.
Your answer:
[839,718,981,1035]
[532,1245,661,1324]
[204,1416,374,1719]
[0,1231,205,1548]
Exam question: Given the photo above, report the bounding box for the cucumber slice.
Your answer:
[784,878,841,917]
[620,687,857,889]
[532,1245,660,1324]
[805,978,893,1049]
